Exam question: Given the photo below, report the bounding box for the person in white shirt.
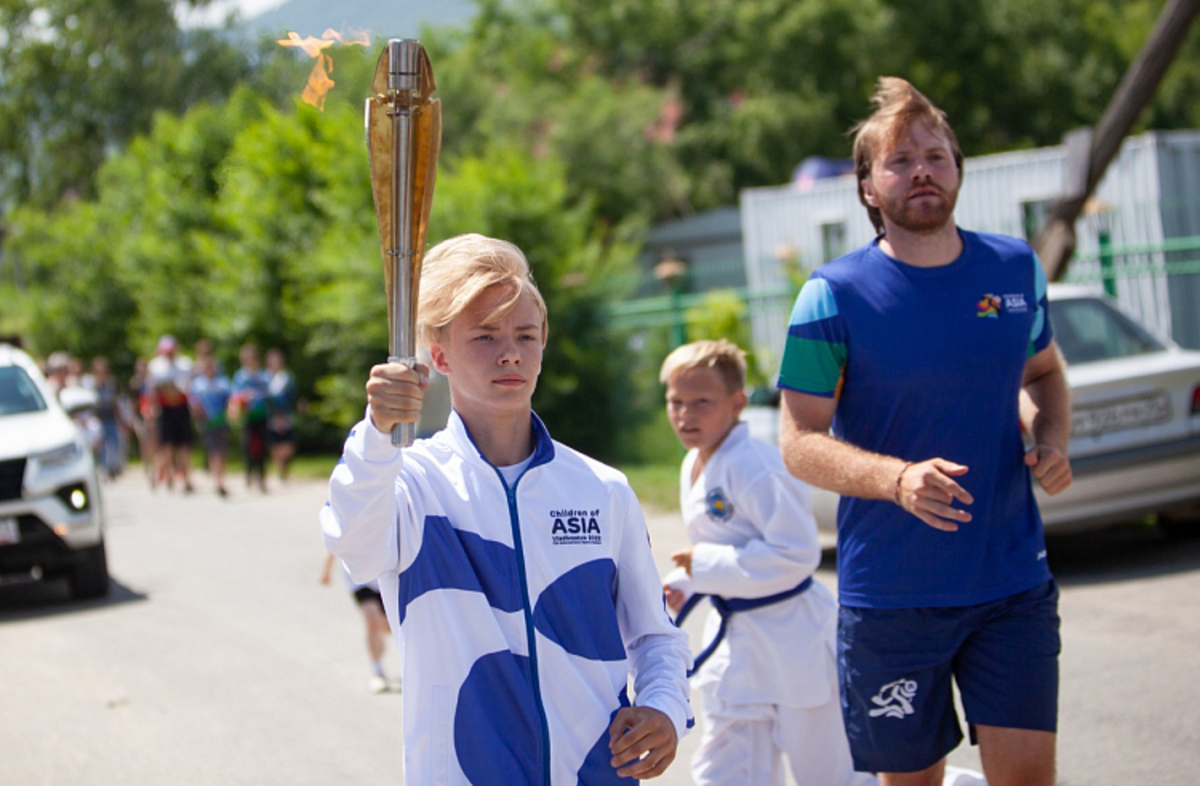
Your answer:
[321,233,691,785]
[146,335,194,493]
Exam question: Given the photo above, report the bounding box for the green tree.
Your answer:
[551,0,886,205]
[98,88,271,355]
[684,289,767,388]
[1106,0,1200,131]
[424,4,691,225]
[0,0,255,211]
[870,0,1127,153]
[0,87,269,373]
[1,199,135,366]
[550,0,1193,206]
[213,91,381,435]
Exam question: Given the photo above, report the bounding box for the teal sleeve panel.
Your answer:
[777,277,847,398]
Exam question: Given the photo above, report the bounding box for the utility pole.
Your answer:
[1034,0,1200,280]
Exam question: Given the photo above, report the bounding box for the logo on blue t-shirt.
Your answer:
[976,293,1002,318]
[977,292,1031,318]
[705,489,734,522]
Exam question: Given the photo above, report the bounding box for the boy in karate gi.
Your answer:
[321,234,691,785]
[659,339,871,786]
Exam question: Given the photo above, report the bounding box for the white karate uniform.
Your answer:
[665,422,872,786]
[322,410,692,786]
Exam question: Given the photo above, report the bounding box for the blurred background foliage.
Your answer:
[2,0,1198,460]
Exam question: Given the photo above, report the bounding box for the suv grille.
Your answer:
[0,458,25,501]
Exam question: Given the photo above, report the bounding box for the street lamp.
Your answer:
[654,250,689,349]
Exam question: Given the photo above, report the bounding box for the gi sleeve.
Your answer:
[613,485,693,740]
[688,470,822,600]
[661,566,693,604]
[319,407,408,585]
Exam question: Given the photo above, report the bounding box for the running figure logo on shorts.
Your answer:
[705,488,734,522]
[868,678,919,719]
[976,294,1002,318]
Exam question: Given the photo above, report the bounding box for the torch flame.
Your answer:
[277,29,371,111]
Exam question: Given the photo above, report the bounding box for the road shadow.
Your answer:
[1047,522,1200,587]
[0,575,146,622]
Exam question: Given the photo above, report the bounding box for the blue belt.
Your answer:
[672,576,813,676]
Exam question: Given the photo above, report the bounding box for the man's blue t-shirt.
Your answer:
[778,229,1054,609]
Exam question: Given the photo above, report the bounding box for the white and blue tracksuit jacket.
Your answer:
[321,410,692,786]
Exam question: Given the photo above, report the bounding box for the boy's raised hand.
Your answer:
[366,361,430,434]
[609,706,678,779]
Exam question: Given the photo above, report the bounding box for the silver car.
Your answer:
[747,285,1200,536]
[1037,285,1200,534]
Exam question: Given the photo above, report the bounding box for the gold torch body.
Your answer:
[366,39,441,446]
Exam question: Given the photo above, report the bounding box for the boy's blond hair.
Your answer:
[417,234,549,349]
[659,339,747,394]
[851,77,964,233]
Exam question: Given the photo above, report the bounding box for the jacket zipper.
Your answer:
[501,475,553,786]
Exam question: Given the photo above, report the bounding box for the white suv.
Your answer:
[0,343,108,599]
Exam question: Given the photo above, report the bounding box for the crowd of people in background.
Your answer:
[36,336,300,498]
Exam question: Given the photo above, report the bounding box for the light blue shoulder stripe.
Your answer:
[1030,253,1047,344]
[788,278,839,326]
[1033,253,1048,301]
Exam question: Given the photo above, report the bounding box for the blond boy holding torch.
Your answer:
[321,234,691,785]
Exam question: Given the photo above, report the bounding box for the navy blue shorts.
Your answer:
[838,580,1060,774]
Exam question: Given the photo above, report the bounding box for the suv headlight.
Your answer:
[56,482,91,511]
[32,442,83,470]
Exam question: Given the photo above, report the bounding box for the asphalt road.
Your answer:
[2,469,1198,785]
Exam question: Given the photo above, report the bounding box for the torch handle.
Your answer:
[387,39,420,449]
[393,421,416,447]
[388,355,418,447]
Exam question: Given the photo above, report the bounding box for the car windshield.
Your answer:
[1051,297,1165,365]
[0,366,48,416]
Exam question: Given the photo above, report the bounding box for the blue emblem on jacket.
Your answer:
[705,488,734,522]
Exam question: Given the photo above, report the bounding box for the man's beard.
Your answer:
[879,184,958,234]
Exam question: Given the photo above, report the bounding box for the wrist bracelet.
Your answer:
[893,461,913,505]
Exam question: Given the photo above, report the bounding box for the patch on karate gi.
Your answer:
[705,488,734,522]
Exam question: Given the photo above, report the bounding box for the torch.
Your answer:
[365,39,441,446]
